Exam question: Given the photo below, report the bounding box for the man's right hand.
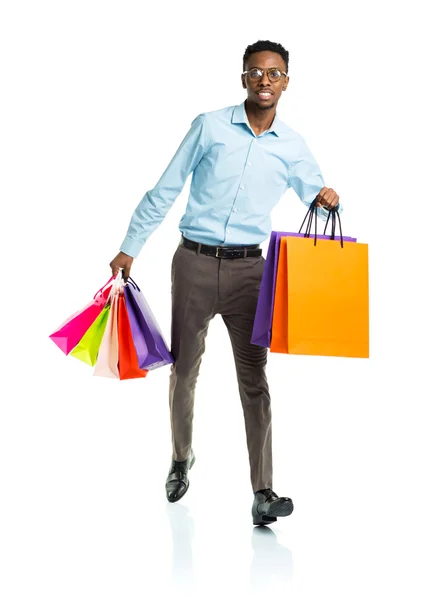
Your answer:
[109,251,134,280]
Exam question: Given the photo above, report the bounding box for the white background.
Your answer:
[1,1,438,598]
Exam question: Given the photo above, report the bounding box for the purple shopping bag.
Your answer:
[250,230,357,348]
[123,278,174,370]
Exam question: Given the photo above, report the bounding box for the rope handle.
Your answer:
[124,277,140,292]
[299,198,344,248]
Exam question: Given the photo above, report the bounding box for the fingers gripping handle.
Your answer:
[108,269,125,302]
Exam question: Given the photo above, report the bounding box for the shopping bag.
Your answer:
[124,278,174,370]
[251,207,356,348]
[49,275,115,355]
[271,208,369,358]
[69,304,111,366]
[117,292,148,380]
[270,236,290,353]
[93,290,120,378]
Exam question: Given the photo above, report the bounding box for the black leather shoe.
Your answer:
[165,448,195,503]
[252,488,294,526]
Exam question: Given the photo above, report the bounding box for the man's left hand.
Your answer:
[316,187,339,210]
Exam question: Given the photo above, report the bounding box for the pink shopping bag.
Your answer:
[49,275,116,355]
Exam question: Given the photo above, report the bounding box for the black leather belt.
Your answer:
[182,236,262,259]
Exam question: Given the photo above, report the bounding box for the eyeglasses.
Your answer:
[242,67,287,83]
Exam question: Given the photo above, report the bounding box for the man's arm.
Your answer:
[287,135,342,222]
[119,113,209,259]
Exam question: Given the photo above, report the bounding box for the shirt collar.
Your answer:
[232,100,282,137]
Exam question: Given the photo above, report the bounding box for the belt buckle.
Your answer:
[215,246,228,258]
[215,246,245,258]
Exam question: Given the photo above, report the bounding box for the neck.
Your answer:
[244,99,276,134]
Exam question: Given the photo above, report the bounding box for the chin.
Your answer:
[257,100,276,110]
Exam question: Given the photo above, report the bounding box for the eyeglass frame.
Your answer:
[242,67,288,82]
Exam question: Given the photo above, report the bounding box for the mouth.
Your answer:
[256,91,274,101]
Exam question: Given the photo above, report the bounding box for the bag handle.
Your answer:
[298,198,320,246]
[93,274,117,301]
[323,208,344,248]
[298,201,316,237]
[299,198,344,248]
[125,277,140,292]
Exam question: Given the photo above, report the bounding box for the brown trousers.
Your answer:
[168,237,273,493]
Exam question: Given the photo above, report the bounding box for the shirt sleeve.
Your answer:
[119,113,208,258]
[287,135,343,222]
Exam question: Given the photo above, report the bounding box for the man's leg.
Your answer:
[219,255,273,493]
[222,313,273,492]
[169,243,218,462]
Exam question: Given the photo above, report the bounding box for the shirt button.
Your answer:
[240,184,244,190]
[247,161,251,167]
[233,208,237,212]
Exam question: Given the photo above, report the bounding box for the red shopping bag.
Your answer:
[117,292,148,380]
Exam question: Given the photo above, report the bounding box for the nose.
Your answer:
[259,71,271,86]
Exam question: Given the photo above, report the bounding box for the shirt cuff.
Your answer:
[120,235,143,258]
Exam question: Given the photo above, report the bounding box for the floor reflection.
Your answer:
[250,526,293,589]
[166,502,195,593]
[165,501,293,594]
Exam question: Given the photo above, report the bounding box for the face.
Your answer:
[242,50,289,110]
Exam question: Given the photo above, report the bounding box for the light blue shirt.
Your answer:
[120,101,341,258]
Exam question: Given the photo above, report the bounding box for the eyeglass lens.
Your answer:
[248,68,282,82]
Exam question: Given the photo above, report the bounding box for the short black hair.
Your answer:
[243,40,289,73]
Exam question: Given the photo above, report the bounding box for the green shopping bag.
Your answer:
[70,305,111,366]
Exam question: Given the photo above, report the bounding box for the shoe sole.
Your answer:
[166,453,196,503]
[253,514,278,526]
[253,498,294,526]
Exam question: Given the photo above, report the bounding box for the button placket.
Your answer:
[235,140,252,214]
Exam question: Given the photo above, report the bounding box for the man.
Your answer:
[110,40,341,527]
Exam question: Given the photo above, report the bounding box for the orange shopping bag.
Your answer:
[271,207,369,358]
[286,235,368,357]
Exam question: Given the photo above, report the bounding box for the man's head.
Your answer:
[242,40,290,111]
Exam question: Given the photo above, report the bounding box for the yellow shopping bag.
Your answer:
[69,305,111,366]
